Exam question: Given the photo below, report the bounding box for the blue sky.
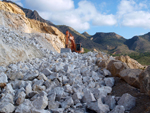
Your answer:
[5,0,150,39]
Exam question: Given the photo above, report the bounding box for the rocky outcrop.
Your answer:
[116,55,145,69]
[139,66,150,95]
[119,69,142,88]
[0,1,65,52]
[107,60,128,77]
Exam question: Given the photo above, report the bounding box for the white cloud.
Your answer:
[25,0,74,12]
[92,14,117,26]
[25,0,117,31]
[117,0,150,28]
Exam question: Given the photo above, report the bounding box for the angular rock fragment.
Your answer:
[38,73,48,81]
[87,98,110,113]
[104,77,115,87]
[25,83,32,95]
[41,68,52,76]
[23,70,39,80]
[0,102,15,113]
[103,69,111,76]
[51,108,64,113]
[93,86,112,99]
[31,109,51,113]
[104,95,116,110]
[118,93,136,110]
[4,83,15,94]
[109,105,125,113]
[15,99,33,113]
[61,97,74,109]
[32,91,48,109]
[0,72,8,86]
[16,91,26,105]
[82,89,96,103]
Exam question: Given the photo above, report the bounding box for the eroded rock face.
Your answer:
[0,1,65,53]
[119,69,142,88]
[107,60,128,77]
[116,55,145,69]
[139,66,150,95]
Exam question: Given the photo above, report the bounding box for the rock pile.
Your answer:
[0,27,58,66]
[0,49,136,112]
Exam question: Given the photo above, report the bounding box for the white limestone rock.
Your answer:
[0,102,15,113]
[0,66,6,72]
[0,93,14,104]
[103,69,111,76]
[31,109,51,113]
[41,68,52,76]
[104,77,115,87]
[32,91,48,109]
[61,97,74,109]
[16,91,26,105]
[118,93,136,110]
[4,83,15,94]
[48,101,60,110]
[51,108,64,113]
[93,86,112,99]
[87,98,110,113]
[15,99,33,113]
[23,70,39,80]
[64,84,73,93]
[25,83,32,95]
[109,105,125,113]
[0,72,8,84]
[38,73,48,81]
[104,95,116,110]
[82,89,96,103]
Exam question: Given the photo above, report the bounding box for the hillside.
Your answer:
[0,1,65,53]
[82,32,91,38]
[125,35,150,52]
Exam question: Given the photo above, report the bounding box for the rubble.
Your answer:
[0,26,138,113]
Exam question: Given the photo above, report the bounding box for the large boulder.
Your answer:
[119,69,142,88]
[139,66,150,95]
[107,60,128,77]
[116,55,145,69]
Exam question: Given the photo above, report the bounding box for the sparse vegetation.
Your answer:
[84,48,90,53]
[112,52,150,66]
[128,52,150,65]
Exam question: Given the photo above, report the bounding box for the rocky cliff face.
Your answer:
[0,1,65,52]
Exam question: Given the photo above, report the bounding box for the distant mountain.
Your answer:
[91,32,126,46]
[125,33,150,52]
[140,32,150,42]
[82,32,91,38]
